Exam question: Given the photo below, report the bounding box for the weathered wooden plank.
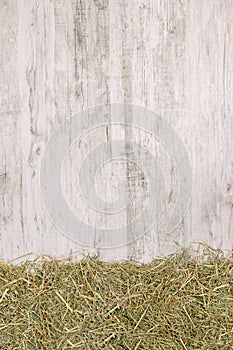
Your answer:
[0,0,232,262]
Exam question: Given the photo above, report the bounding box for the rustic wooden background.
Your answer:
[0,0,233,262]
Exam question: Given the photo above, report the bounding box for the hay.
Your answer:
[0,247,233,349]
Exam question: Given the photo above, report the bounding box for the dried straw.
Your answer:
[0,246,232,349]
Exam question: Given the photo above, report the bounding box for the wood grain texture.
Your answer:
[0,0,233,262]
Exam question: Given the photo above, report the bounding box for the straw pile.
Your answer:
[0,247,233,349]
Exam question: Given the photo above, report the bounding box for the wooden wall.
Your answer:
[0,0,233,262]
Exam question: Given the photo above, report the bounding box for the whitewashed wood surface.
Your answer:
[0,0,233,262]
